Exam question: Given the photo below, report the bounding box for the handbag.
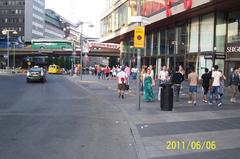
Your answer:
[125,84,129,90]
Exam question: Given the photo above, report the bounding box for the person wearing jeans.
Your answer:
[188,67,198,105]
[229,66,240,103]
[209,65,223,107]
[172,67,184,102]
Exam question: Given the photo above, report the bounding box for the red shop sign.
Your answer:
[142,0,192,17]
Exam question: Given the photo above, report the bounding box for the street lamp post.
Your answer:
[1,29,17,71]
[80,23,84,80]
[76,21,94,80]
[13,43,16,69]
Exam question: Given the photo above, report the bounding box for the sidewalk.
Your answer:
[66,75,240,159]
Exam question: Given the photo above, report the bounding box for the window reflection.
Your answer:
[167,28,175,55]
[200,13,214,52]
[228,11,240,43]
[216,12,226,52]
[189,17,199,53]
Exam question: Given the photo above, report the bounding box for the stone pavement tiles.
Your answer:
[68,75,240,159]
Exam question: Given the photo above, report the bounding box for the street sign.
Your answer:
[130,16,150,24]
[134,26,145,48]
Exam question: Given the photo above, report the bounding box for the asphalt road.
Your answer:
[0,75,137,159]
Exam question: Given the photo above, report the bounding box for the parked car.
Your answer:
[26,66,46,83]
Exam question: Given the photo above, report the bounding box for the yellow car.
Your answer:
[48,64,61,74]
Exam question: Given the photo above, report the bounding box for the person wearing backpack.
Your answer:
[229,66,240,103]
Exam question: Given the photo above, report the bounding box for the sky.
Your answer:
[45,0,106,38]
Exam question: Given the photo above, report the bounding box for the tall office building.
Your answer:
[0,0,25,39]
[24,0,45,41]
[44,9,65,39]
[0,0,45,42]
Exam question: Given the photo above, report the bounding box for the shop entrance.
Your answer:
[226,61,240,77]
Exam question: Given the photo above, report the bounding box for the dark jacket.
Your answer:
[229,72,240,86]
[201,73,211,87]
[171,72,184,84]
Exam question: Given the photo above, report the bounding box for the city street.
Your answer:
[1,74,240,159]
[0,75,138,159]
[1,0,240,158]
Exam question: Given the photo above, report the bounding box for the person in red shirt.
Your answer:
[105,66,110,80]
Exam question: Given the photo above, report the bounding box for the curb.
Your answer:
[114,103,148,159]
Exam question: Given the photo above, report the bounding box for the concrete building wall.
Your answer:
[25,0,45,41]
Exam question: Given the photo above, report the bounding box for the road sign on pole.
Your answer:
[134,26,145,48]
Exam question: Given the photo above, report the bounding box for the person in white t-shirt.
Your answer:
[209,65,223,107]
[157,65,169,101]
[116,67,128,99]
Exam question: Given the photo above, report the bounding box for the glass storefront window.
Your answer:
[118,3,128,28]
[186,53,198,74]
[114,10,118,30]
[189,17,199,53]
[176,56,185,69]
[200,13,214,52]
[177,23,188,54]
[167,57,174,70]
[228,11,240,43]
[167,28,176,55]
[153,30,159,55]
[216,12,226,52]
[107,14,112,33]
[215,59,224,72]
[146,33,152,56]
[160,30,166,55]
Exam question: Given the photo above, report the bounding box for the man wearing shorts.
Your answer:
[188,67,198,105]
[117,67,128,99]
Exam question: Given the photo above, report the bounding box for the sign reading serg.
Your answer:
[226,43,240,59]
[226,46,240,53]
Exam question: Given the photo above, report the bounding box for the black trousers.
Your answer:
[174,84,181,101]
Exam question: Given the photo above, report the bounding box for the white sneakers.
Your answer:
[203,99,208,103]
[230,98,236,103]
[188,101,192,104]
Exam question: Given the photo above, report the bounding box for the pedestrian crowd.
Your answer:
[85,64,240,106]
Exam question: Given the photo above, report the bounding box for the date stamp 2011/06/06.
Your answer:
[166,140,217,151]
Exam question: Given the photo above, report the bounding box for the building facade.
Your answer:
[44,9,65,39]
[100,0,240,77]
[0,0,25,41]
[25,0,45,41]
[0,0,45,42]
